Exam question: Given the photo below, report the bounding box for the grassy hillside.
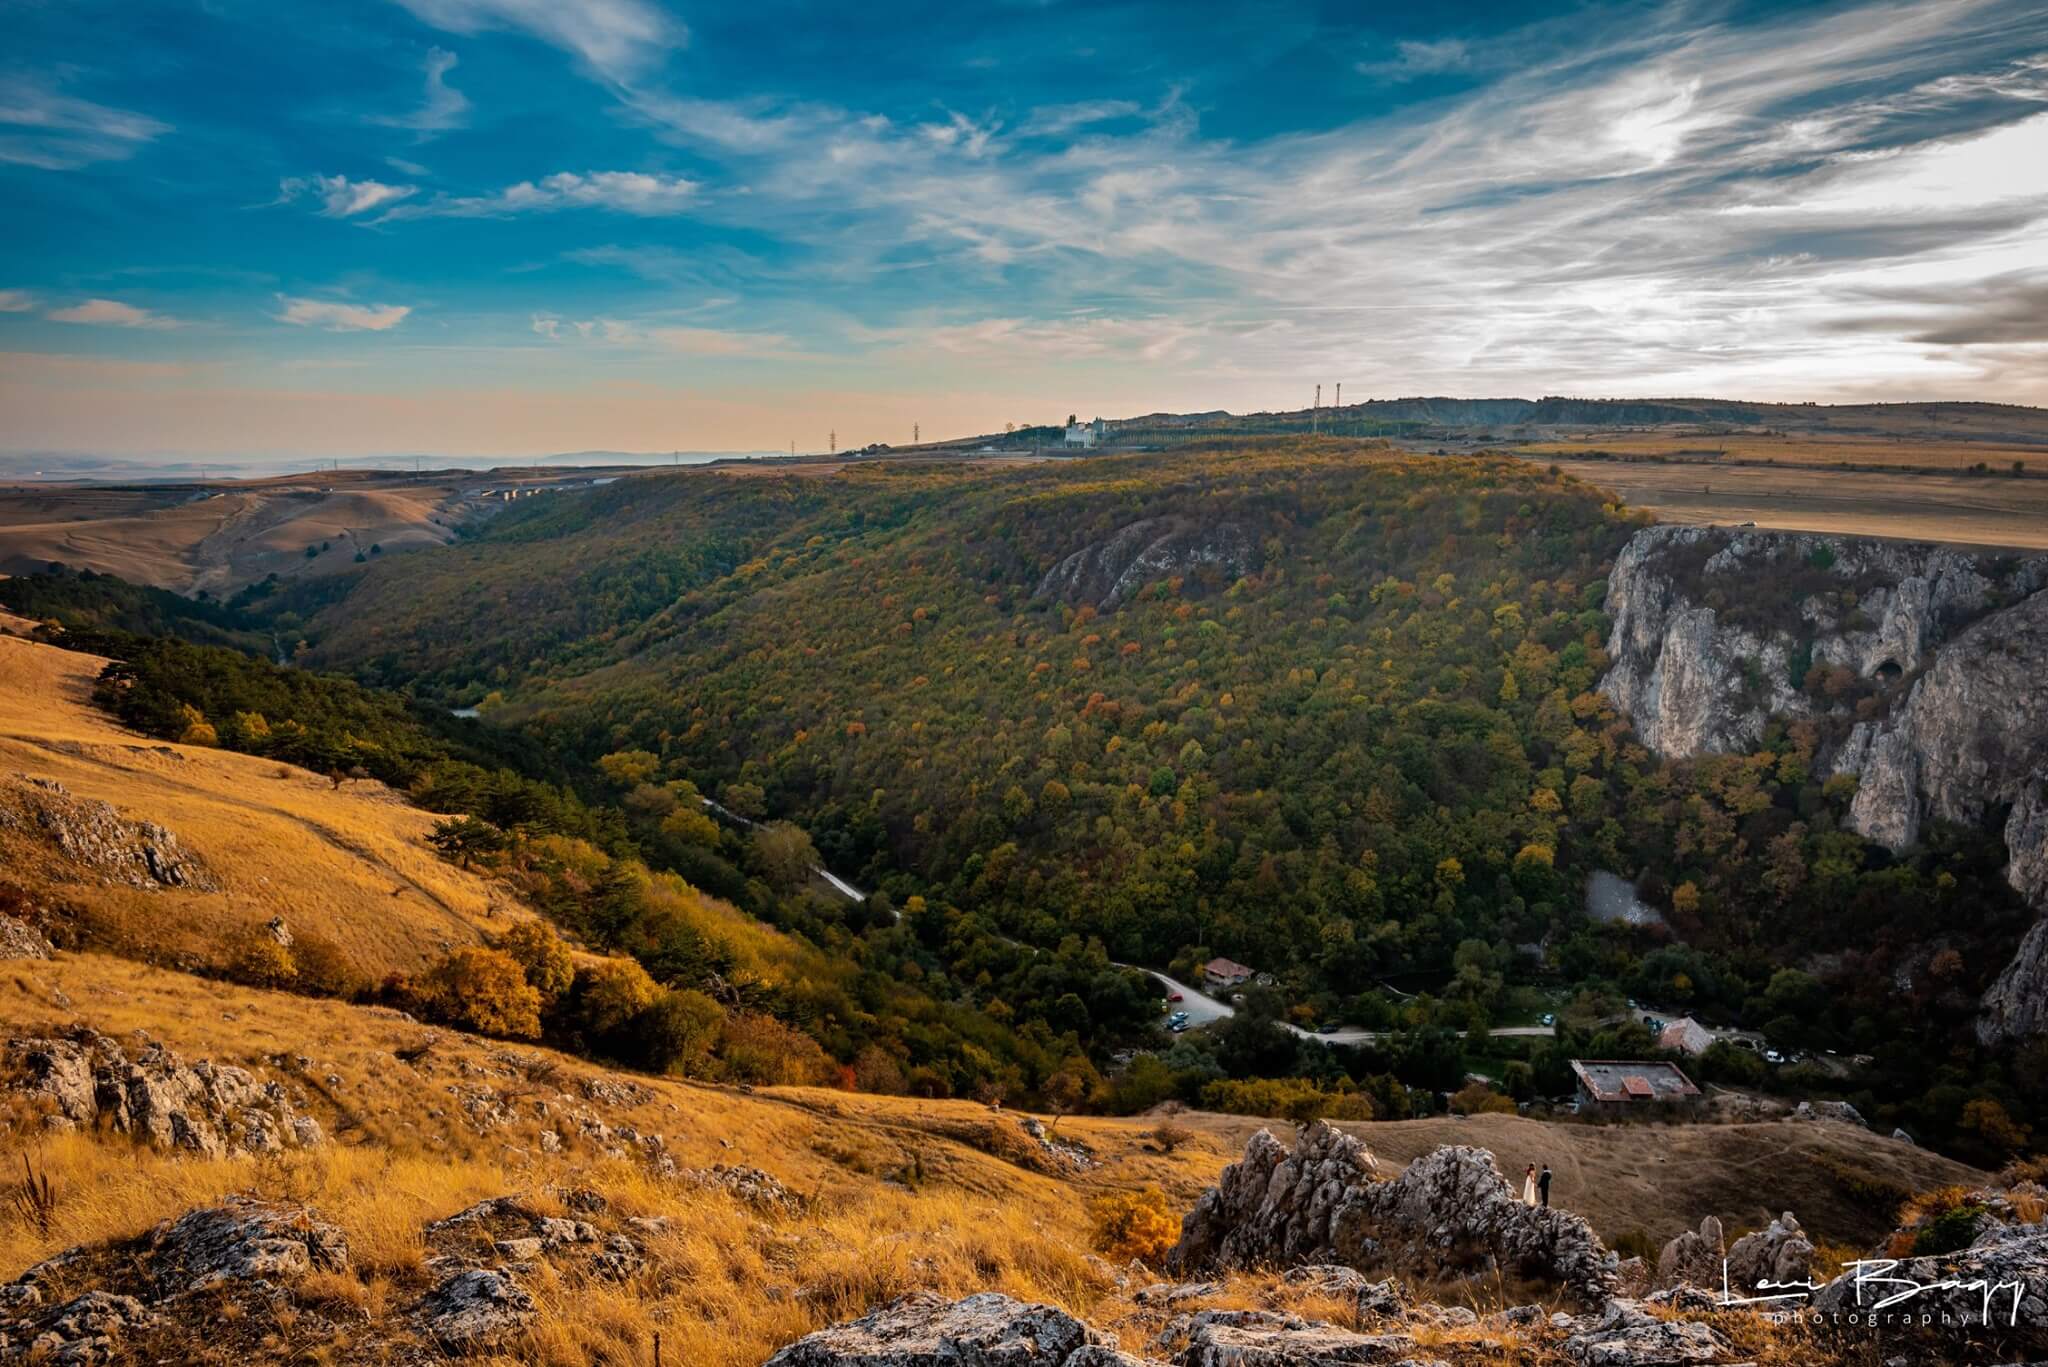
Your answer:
[0,633,517,977]
[0,951,1989,1364]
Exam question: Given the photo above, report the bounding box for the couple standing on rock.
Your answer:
[1521,1164,1553,1208]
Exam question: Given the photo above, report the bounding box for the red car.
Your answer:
[1167,992,1184,1003]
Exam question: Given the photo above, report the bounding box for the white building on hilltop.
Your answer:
[1064,418,1104,448]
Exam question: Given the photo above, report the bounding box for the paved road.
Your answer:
[1128,967,1554,1047]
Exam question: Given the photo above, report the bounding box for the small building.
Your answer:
[1656,1017,1715,1056]
[1064,421,1097,449]
[1570,1059,1702,1113]
[1202,956,1255,990]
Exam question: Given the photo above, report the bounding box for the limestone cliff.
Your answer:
[1596,524,2048,1045]
[1600,525,2043,757]
[1035,518,1255,611]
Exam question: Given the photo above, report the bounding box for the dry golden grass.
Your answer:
[0,633,535,981]
[0,954,1884,1366]
[0,480,464,595]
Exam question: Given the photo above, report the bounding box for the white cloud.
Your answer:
[390,0,680,81]
[1357,37,1473,81]
[46,298,178,328]
[275,297,412,331]
[372,47,470,137]
[279,174,419,217]
[530,312,794,357]
[0,77,169,170]
[0,290,34,313]
[388,169,697,218]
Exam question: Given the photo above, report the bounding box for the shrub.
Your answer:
[497,920,574,1002]
[1088,1187,1178,1265]
[718,1010,835,1086]
[1149,1122,1194,1154]
[570,958,660,1040]
[224,923,296,988]
[1911,1203,1985,1257]
[1449,1081,1517,1115]
[420,946,542,1039]
[634,988,725,1076]
[290,930,364,998]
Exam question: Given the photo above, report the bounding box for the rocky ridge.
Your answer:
[0,774,212,891]
[1035,517,1255,611]
[1166,1121,1620,1306]
[7,1025,324,1157]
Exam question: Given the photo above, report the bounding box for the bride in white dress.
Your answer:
[1521,1165,1538,1206]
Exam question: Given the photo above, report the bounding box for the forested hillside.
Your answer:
[284,441,2045,1159]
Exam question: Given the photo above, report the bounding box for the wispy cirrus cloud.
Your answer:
[530,312,796,358]
[278,174,419,217]
[0,77,168,170]
[47,298,178,328]
[389,0,680,81]
[383,169,697,218]
[370,47,470,138]
[275,296,412,331]
[0,290,35,313]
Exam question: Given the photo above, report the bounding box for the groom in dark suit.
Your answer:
[1538,1165,1553,1207]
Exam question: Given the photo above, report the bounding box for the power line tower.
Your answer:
[829,430,836,455]
[913,422,920,444]
[1313,384,1321,434]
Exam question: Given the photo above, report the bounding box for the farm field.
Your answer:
[1542,457,2048,550]
[1519,430,2043,473]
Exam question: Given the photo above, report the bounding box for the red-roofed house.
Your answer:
[1202,956,1256,990]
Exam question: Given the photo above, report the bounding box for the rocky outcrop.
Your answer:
[0,1199,346,1363]
[679,1164,801,1210]
[0,913,51,959]
[1036,518,1255,611]
[1168,1123,1619,1306]
[1839,588,2048,852]
[7,1025,325,1156]
[0,774,212,889]
[5,1290,159,1365]
[147,1198,349,1296]
[1655,1216,1723,1290]
[1159,1307,1437,1366]
[1561,1299,1732,1366]
[1723,1212,1813,1295]
[1168,1122,1380,1272]
[419,1268,536,1352]
[1810,1218,2048,1357]
[763,1291,1154,1367]
[1981,917,2048,1046]
[1600,526,2042,759]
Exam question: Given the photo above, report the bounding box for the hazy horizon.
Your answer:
[6,0,2047,458]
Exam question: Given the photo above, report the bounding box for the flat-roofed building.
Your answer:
[1570,1059,1702,1113]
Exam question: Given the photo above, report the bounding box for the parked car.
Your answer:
[1167,992,1184,1003]
[1539,1013,1555,1027]
[1169,1020,1190,1033]
[1764,1049,1783,1063]
[1319,1022,1340,1034]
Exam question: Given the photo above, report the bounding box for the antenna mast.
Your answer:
[1313,384,1321,434]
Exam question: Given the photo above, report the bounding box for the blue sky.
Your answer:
[3,0,2046,458]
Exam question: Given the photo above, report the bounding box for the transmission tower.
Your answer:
[913,422,920,444]
[829,430,836,454]
[1313,384,1321,434]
